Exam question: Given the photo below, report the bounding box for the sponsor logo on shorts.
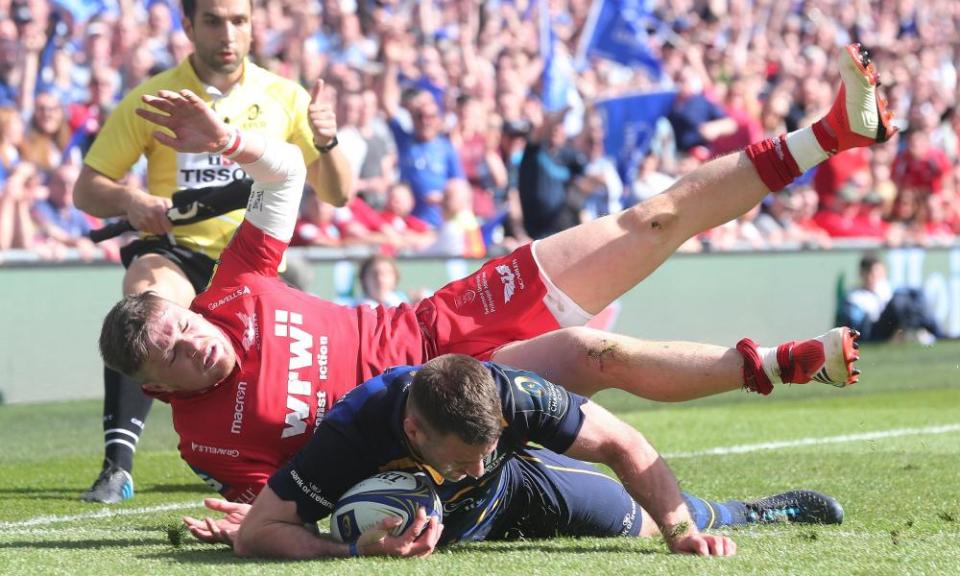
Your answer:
[496,264,516,303]
[207,286,251,310]
[453,289,476,310]
[620,500,638,535]
[476,272,496,315]
[190,442,240,458]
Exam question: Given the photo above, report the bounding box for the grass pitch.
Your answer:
[1,340,958,575]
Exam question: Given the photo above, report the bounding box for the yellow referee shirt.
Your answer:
[85,58,319,259]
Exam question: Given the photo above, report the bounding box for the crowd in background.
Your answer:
[1,0,959,265]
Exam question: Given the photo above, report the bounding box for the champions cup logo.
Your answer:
[514,376,543,397]
[453,289,476,309]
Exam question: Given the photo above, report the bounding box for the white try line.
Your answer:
[4,424,960,530]
[663,423,960,459]
[0,501,203,529]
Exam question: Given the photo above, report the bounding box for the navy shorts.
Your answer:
[120,237,217,294]
[489,447,643,540]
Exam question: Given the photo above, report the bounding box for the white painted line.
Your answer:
[5,424,959,530]
[0,501,203,529]
[664,423,960,459]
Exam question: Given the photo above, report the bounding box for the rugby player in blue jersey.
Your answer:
[193,354,842,558]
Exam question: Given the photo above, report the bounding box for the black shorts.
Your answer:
[120,237,217,294]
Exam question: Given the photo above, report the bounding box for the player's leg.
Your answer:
[514,449,843,541]
[492,326,860,400]
[82,252,198,503]
[532,44,895,315]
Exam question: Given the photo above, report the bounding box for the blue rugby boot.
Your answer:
[80,459,134,504]
[745,490,844,525]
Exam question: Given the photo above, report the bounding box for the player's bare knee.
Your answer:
[621,196,679,243]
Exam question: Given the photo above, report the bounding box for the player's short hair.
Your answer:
[99,291,166,381]
[409,354,502,446]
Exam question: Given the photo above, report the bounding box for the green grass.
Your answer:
[1,340,959,575]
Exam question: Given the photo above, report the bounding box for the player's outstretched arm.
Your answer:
[233,486,441,559]
[563,401,736,557]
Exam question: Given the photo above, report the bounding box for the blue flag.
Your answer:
[540,0,573,112]
[577,0,664,79]
[595,90,676,182]
[539,0,584,134]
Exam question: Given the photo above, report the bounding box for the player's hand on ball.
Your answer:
[182,498,252,546]
[669,533,737,557]
[356,507,443,558]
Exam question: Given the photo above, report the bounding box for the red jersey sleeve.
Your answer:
[209,220,288,285]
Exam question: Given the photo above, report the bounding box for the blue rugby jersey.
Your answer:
[267,362,588,545]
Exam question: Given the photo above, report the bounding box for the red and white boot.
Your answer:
[738,328,861,395]
[812,43,897,154]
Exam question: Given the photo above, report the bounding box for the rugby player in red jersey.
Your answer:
[99,43,891,506]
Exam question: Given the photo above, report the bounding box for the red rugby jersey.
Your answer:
[173,221,427,502]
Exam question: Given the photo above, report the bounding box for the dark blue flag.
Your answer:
[595,90,676,182]
[577,0,664,79]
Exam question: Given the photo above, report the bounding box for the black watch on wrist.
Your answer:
[315,135,339,153]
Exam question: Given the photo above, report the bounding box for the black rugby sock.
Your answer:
[102,367,153,473]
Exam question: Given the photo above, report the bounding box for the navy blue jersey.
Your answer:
[268,362,591,544]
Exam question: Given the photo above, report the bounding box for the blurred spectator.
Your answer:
[814,173,888,239]
[452,95,507,220]
[378,181,437,253]
[0,162,40,252]
[0,19,19,106]
[380,35,467,229]
[577,112,623,221]
[813,147,871,216]
[356,254,409,308]
[293,191,377,249]
[892,128,953,197]
[335,89,368,178]
[20,89,71,172]
[31,163,98,260]
[0,106,24,179]
[67,67,119,156]
[667,60,736,154]
[517,105,586,239]
[355,88,397,210]
[425,177,485,258]
[839,253,941,343]
[629,152,675,206]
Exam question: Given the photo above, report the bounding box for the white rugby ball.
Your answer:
[329,471,443,543]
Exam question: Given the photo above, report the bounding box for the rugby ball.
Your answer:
[329,471,443,543]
